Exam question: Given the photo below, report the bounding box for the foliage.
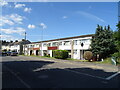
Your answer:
[83,51,93,61]
[112,21,120,62]
[53,50,68,59]
[90,25,116,60]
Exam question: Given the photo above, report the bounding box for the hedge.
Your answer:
[52,50,68,59]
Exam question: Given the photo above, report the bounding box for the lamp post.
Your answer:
[41,30,43,56]
[0,33,1,53]
[39,23,46,56]
[24,32,26,55]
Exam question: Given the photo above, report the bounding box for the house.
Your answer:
[8,39,31,54]
[24,34,93,59]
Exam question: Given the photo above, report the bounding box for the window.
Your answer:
[47,43,51,47]
[59,42,62,46]
[33,45,34,47]
[74,40,77,45]
[80,39,91,45]
[52,42,58,46]
[64,41,70,46]
[43,43,47,47]
[73,50,77,54]
[36,44,39,47]
[30,45,34,48]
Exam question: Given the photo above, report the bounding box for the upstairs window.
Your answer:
[52,42,58,46]
[47,43,51,47]
[59,42,62,46]
[43,43,47,47]
[64,41,70,46]
[74,40,77,45]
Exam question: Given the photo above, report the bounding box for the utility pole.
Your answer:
[41,30,43,56]
[0,33,1,53]
[24,32,26,55]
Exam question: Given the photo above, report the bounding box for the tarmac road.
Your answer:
[1,56,120,88]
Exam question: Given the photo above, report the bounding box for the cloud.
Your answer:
[24,7,32,13]
[28,24,36,29]
[62,16,68,19]
[40,23,47,29]
[0,1,8,6]
[77,11,105,23]
[14,3,26,8]
[9,14,24,24]
[0,14,25,26]
[0,34,20,41]
[0,17,14,26]
[1,27,26,35]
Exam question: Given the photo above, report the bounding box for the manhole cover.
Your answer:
[38,75,48,79]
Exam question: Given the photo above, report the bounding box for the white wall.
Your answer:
[24,36,92,59]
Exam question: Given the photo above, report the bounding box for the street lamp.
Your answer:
[39,26,44,56]
[41,30,43,56]
[24,32,26,55]
[39,23,46,56]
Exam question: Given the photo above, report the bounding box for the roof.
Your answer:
[32,34,94,44]
[8,40,31,46]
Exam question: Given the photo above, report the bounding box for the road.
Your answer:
[1,56,120,88]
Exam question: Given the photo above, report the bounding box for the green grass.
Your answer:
[19,55,120,65]
[92,58,120,66]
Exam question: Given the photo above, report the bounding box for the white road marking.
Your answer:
[106,71,120,80]
[64,69,106,80]
[4,65,31,88]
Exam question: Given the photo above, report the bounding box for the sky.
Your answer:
[0,1,119,42]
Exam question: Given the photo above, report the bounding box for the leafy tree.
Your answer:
[91,25,116,60]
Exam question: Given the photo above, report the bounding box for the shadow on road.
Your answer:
[2,60,120,88]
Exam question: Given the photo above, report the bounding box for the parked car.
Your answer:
[6,51,11,56]
[11,51,18,56]
[2,52,7,56]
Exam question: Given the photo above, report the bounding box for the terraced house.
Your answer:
[24,34,93,60]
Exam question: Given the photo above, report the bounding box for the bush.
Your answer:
[53,50,68,59]
[84,51,93,61]
[112,52,120,63]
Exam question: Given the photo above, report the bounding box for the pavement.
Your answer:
[1,56,120,88]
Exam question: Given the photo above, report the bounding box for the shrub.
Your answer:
[112,52,120,63]
[84,51,93,61]
[53,50,68,59]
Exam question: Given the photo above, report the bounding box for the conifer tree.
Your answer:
[113,21,120,62]
[91,25,115,60]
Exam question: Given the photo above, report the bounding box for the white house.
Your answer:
[24,34,93,59]
[2,40,31,54]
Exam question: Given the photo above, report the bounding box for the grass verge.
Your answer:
[19,55,120,65]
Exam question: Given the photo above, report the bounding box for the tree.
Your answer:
[15,40,18,42]
[91,25,116,61]
[112,21,120,62]
[10,40,13,43]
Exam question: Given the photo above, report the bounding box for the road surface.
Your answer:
[1,56,120,88]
